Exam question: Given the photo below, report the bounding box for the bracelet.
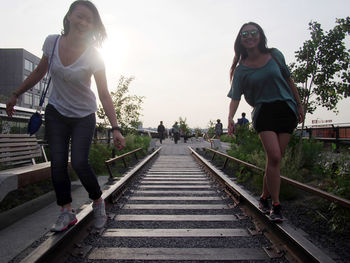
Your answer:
[111,126,122,133]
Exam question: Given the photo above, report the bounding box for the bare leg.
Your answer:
[259,131,291,204]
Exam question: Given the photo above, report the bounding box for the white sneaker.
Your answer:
[93,200,107,229]
[51,208,77,232]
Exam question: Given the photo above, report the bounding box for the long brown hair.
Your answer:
[230,22,269,82]
[62,0,107,46]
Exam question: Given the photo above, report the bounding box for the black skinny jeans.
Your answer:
[45,104,102,206]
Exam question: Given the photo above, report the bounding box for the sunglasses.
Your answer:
[241,29,259,38]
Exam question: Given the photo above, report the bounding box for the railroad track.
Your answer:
[18,145,336,263]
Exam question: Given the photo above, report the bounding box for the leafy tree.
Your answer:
[193,127,203,138]
[290,17,350,124]
[97,76,144,134]
[178,117,191,136]
[207,120,216,138]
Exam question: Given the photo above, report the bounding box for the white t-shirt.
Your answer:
[42,34,105,118]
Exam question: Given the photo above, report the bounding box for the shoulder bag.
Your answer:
[27,35,59,135]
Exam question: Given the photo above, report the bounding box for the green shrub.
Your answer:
[220,134,235,143]
[89,143,112,175]
[89,134,151,175]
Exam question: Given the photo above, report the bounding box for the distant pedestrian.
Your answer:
[215,119,223,138]
[172,122,180,144]
[6,0,126,232]
[237,112,249,126]
[227,22,304,222]
[157,121,165,144]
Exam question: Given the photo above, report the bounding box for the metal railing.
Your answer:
[297,124,350,150]
[205,147,350,209]
[105,147,143,179]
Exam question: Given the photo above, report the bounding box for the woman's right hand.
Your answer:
[6,94,18,117]
[113,130,126,151]
[228,118,235,136]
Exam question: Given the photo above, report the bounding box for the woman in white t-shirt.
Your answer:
[6,0,126,231]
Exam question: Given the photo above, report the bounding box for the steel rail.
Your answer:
[189,146,336,263]
[205,147,350,209]
[20,147,161,263]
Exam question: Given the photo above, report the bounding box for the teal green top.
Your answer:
[227,48,298,127]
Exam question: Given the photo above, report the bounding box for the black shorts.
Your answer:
[255,101,297,134]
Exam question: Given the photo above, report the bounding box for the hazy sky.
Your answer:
[1,0,349,128]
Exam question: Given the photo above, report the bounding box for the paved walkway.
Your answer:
[0,137,230,263]
[155,137,211,155]
[152,137,230,155]
[0,177,108,263]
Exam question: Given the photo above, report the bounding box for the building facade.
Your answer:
[0,48,49,110]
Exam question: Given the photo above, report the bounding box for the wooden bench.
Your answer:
[0,134,51,201]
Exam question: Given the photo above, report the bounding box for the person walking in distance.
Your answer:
[215,119,223,139]
[227,22,304,222]
[237,112,249,126]
[172,121,180,144]
[157,121,165,144]
[6,0,126,231]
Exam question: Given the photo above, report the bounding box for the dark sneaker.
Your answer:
[51,208,77,232]
[258,197,270,214]
[269,204,283,223]
[93,200,107,229]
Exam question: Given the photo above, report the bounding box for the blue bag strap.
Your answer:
[39,35,59,107]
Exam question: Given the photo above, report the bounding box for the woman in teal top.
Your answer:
[227,22,304,222]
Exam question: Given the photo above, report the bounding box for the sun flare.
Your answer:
[99,32,128,76]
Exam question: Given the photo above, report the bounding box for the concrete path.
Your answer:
[155,137,211,155]
[0,177,108,263]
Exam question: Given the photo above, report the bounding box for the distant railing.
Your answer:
[297,123,350,150]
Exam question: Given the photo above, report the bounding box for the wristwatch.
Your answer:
[111,126,123,133]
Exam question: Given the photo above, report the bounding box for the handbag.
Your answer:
[27,35,59,135]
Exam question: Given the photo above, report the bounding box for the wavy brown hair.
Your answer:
[62,0,107,46]
[229,22,269,82]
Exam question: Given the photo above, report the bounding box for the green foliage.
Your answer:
[89,143,112,175]
[225,126,350,233]
[178,117,191,136]
[227,125,263,165]
[124,134,151,154]
[220,134,235,143]
[97,76,144,134]
[193,127,203,138]
[207,120,216,138]
[291,17,350,117]
[314,153,350,233]
[89,134,151,175]
[287,134,324,170]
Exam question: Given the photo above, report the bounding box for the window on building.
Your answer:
[34,82,41,91]
[24,92,33,105]
[34,95,40,106]
[24,59,33,72]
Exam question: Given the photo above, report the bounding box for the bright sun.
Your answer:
[99,32,129,77]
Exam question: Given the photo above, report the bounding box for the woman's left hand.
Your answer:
[113,130,126,151]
